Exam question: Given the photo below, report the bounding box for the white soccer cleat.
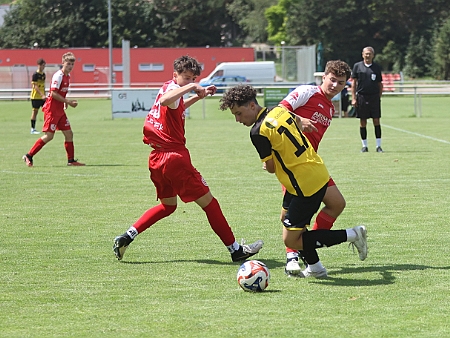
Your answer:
[231,239,264,262]
[285,259,303,277]
[351,225,368,261]
[301,266,328,279]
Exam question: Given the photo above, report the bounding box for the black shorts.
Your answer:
[356,93,381,119]
[282,183,327,230]
[31,99,45,109]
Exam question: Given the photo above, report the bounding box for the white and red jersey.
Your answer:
[280,85,334,151]
[143,80,187,150]
[42,70,70,116]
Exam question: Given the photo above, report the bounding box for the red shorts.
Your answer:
[42,111,71,132]
[149,148,210,203]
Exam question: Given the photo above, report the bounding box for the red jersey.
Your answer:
[42,70,70,117]
[280,85,334,151]
[143,80,187,150]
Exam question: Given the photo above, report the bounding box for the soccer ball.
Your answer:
[237,260,270,292]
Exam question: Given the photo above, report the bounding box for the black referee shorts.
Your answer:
[356,93,381,119]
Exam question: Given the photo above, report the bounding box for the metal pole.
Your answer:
[281,41,286,82]
[414,86,417,117]
[108,0,113,90]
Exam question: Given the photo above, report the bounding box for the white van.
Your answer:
[199,61,276,84]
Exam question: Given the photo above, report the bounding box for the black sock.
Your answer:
[31,120,36,129]
[360,127,367,140]
[375,125,382,139]
[300,249,319,265]
[302,230,347,251]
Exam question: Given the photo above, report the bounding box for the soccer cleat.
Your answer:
[231,239,264,262]
[285,259,303,277]
[67,159,86,166]
[376,146,384,153]
[300,266,328,279]
[22,154,33,167]
[350,225,368,261]
[113,234,133,261]
[30,128,40,134]
[361,147,368,153]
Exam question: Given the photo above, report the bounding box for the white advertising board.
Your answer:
[111,89,159,119]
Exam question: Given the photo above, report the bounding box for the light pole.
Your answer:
[281,41,286,82]
[108,0,113,89]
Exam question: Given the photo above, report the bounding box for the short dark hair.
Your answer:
[324,60,351,80]
[173,55,202,76]
[219,84,258,110]
[37,58,46,65]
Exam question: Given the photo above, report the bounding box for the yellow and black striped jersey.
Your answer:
[30,70,46,100]
[250,106,329,197]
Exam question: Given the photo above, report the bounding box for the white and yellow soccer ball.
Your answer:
[237,260,270,292]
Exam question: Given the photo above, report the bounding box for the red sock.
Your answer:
[312,210,336,230]
[28,138,46,157]
[133,203,177,234]
[64,141,75,160]
[203,198,235,246]
[286,247,297,254]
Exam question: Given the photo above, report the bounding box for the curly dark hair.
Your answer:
[219,84,258,110]
[173,55,202,76]
[324,60,351,80]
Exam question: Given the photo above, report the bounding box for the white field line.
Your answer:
[383,124,450,145]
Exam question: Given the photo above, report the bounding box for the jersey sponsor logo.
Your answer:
[264,117,278,129]
[311,111,331,127]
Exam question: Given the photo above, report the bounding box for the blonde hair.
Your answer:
[62,52,76,63]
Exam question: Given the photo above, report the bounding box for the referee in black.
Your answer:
[351,46,384,153]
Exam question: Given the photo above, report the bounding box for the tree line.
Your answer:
[1,0,449,79]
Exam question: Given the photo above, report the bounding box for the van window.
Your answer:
[212,70,224,77]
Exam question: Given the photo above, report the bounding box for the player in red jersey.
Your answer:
[279,60,352,277]
[113,55,263,262]
[23,52,85,167]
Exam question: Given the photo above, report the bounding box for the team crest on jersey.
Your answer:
[264,117,278,129]
[371,74,376,81]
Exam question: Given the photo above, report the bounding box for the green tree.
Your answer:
[0,0,159,48]
[151,0,238,47]
[226,0,278,45]
[404,33,434,78]
[433,18,450,80]
[265,0,291,45]
[266,0,450,72]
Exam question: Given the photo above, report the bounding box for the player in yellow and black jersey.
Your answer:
[220,84,368,278]
[250,105,329,199]
[29,58,46,134]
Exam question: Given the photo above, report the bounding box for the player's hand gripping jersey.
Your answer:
[250,106,329,197]
[280,85,334,151]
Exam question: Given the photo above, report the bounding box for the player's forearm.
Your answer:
[160,84,195,107]
[32,84,45,98]
[51,91,68,103]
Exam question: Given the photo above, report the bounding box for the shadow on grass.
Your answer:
[120,258,285,268]
[121,261,450,287]
[68,164,140,167]
[307,264,450,286]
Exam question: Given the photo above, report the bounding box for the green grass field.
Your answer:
[1,94,450,337]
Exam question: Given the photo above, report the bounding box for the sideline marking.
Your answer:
[384,124,450,145]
